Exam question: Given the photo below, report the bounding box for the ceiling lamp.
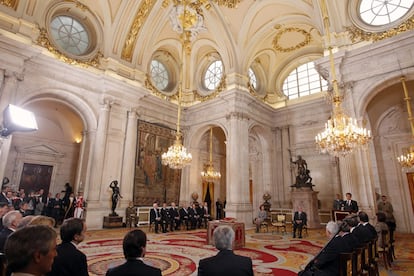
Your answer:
[315,0,371,157]
[161,1,202,169]
[201,128,221,182]
[397,77,414,169]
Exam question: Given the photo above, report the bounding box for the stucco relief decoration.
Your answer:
[121,0,157,62]
[347,16,414,43]
[272,26,312,52]
[0,0,17,9]
[37,28,103,68]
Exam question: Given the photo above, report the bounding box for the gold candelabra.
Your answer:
[397,77,414,169]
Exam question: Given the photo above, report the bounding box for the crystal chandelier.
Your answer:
[315,0,371,157]
[201,128,221,182]
[161,1,201,169]
[396,77,414,168]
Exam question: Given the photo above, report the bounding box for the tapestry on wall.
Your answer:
[19,163,53,196]
[133,120,182,206]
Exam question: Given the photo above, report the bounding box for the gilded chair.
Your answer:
[271,213,287,234]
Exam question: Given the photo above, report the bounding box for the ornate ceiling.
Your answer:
[0,0,412,107]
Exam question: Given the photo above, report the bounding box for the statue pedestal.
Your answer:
[291,187,321,229]
[103,215,123,228]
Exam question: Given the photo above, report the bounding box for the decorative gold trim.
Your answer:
[272,27,312,52]
[194,75,226,102]
[121,0,157,62]
[347,16,414,43]
[247,81,267,104]
[37,28,102,68]
[144,74,176,102]
[0,0,17,9]
[162,0,240,10]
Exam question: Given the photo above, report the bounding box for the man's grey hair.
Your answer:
[326,221,339,237]
[3,210,21,228]
[213,225,234,250]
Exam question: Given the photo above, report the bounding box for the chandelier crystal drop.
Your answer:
[315,0,371,157]
[162,134,192,169]
[201,128,221,182]
[396,77,414,169]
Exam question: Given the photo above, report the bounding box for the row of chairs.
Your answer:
[339,230,395,276]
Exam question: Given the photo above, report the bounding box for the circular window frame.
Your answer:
[148,51,178,96]
[44,2,102,61]
[248,61,266,97]
[348,0,414,32]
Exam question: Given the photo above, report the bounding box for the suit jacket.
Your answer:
[343,200,358,213]
[312,235,353,276]
[352,223,377,244]
[47,242,89,276]
[106,259,162,276]
[149,208,160,223]
[198,250,253,276]
[0,228,13,252]
[293,211,307,226]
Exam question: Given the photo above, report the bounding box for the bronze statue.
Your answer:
[291,155,313,189]
[109,180,123,216]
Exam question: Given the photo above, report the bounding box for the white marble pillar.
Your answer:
[225,112,252,224]
[281,125,292,207]
[88,99,112,202]
[75,131,87,193]
[121,109,138,203]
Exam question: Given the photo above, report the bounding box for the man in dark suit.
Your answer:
[169,201,181,231]
[179,203,190,230]
[198,225,253,276]
[343,192,358,213]
[293,207,307,238]
[149,202,165,233]
[5,225,57,275]
[160,202,171,233]
[353,211,377,244]
[47,217,89,276]
[0,210,22,252]
[106,229,162,276]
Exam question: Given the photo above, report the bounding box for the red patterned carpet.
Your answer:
[81,227,414,276]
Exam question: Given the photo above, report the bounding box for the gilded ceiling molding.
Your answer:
[272,26,312,52]
[247,81,266,103]
[65,0,93,13]
[347,16,414,43]
[0,0,17,9]
[121,0,157,62]
[37,28,103,68]
[144,74,175,102]
[194,75,226,102]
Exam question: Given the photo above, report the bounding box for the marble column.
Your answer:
[121,109,138,203]
[225,112,252,224]
[88,99,112,202]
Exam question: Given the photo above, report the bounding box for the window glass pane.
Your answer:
[204,60,223,90]
[50,15,90,56]
[359,0,413,26]
[282,61,327,99]
[248,68,257,90]
[150,60,169,91]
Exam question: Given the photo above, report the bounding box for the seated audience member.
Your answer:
[47,218,89,276]
[5,225,57,275]
[149,202,165,234]
[160,202,171,233]
[29,215,56,228]
[352,211,377,243]
[17,215,35,229]
[293,206,307,238]
[198,225,253,276]
[188,203,200,230]
[179,203,190,230]
[375,212,389,248]
[0,210,22,252]
[254,205,267,233]
[200,201,211,228]
[0,202,8,230]
[299,221,352,276]
[106,229,162,276]
[125,201,138,228]
[340,214,361,250]
[169,202,181,231]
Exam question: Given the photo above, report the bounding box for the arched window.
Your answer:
[204,60,223,90]
[248,67,258,90]
[282,62,328,100]
[150,60,169,91]
[50,15,90,56]
[359,0,414,26]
